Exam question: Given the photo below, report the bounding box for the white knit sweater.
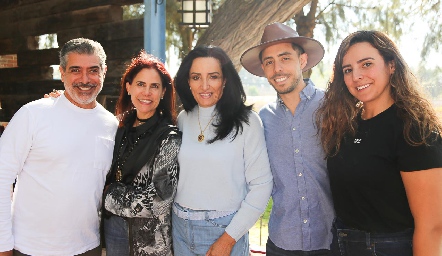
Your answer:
[175,105,273,241]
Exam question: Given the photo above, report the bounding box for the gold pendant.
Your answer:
[198,133,204,142]
[116,169,122,182]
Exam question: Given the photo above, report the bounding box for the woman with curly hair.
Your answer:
[316,31,442,256]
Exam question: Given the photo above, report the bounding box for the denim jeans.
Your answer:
[332,219,413,256]
[172,206,249,255]
[104,215,130,256]
[266,237,333,256]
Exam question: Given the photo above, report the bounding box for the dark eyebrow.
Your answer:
[68,66,100,70]
[342,57,375,69]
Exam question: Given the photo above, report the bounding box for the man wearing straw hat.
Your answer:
[241,23,335,255]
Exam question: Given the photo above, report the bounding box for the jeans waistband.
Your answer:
[172,202,236,221]
[334,219,413,242]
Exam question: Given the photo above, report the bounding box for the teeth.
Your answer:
[139,99,152,103]
[275,77,287,82]
[78,87,92,91]
[357,84,370,91]
[200,93,211,98]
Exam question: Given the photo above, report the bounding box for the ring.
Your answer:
[52,89,57,93]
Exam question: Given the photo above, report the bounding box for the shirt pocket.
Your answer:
[94,136,115,171]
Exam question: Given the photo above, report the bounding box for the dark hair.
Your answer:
[59,38,106,71]
[316,30,442,156]
[259,42,304,63]
[174,45,252,143]
[115,50,176,127]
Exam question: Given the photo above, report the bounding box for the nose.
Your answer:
[201,78,210,90]
[274,60,283,73]
[352,68,363,81]
[81,70,90,84]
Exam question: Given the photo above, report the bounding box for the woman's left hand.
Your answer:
[205,232,236,256]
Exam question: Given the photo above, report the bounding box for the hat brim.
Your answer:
[240,37,325,77]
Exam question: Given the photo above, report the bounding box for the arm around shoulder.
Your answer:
[401,167,442,256]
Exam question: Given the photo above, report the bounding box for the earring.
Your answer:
[128,92,131,96]
[161,96,164,100]
[355,101,363,108]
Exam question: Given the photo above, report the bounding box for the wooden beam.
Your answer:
[17,48,59,67]
[0,66,54,82]
[0,5,124,39]
[0,37,39,55]
[101,37,144,61]
[57,19,143,46]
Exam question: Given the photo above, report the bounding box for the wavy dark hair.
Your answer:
[174,45,252,143]
[115,50,176,127]
[316,30,442,157]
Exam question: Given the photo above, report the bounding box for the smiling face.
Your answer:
[342,42,395,108]
[126,68,165,119]
[261,42,307,95]
[60,53,106,109]
[188,57,225,108]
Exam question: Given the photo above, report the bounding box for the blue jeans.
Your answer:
[172,206,249,255]
[104,215,129,256]
[266,238,333,256]
[332,219,413,256]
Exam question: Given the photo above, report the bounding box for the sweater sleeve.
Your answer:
[104,135,181,218]
[225,112,273,241]
[0,106,34,251]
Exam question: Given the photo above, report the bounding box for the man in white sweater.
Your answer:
[0,38,118,256]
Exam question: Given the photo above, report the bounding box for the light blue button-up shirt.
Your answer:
[259,79,334,251]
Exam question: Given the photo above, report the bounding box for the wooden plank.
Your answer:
[0,66,54,82]
[0,0,143,20]
[0,80,119,95]
[0,37,39,55]
[17,48,59,67]
[101,37,144,61]
[57,19,143,46]
[0,5,124,39]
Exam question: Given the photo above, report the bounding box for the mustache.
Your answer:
[73,82,97,88]
[270,73,290,80]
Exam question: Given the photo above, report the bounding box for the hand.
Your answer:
[0,250,13,256]
[44,89,63,98]
[206,232,236,256]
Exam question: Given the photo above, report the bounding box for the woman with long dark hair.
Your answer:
[172,45,273,256]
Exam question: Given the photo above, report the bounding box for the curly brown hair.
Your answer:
[316,30,442,157]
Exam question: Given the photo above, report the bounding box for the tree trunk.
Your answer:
[197,0,311,71]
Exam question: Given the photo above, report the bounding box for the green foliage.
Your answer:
[247,86,259,96]
[122,4,144,20]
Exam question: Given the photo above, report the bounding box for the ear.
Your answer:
[299,53,308,70]
[388,61,395,75]
[103,65,107,77]
[125,82,131,94]
[59,66,65,82]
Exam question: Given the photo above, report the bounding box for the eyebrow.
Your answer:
[342,57,375,69]
[189,71,221,75]
[262,51,292,62]
[68,66,100,70]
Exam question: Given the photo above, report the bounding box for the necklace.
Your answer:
[135,116,150,127]
[197,107,216,142]
[115,128,150,182]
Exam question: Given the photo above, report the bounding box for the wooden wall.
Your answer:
[0,0,145,121]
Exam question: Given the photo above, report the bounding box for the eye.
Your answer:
[282,57,290,61]
[190,75,200,81]
[89,68,99,74]
[264,60,273,66]
[363,62,372,68]
[151,84,160,89]
[70,68,80,73]
[136,81,146,87]
[343,68,352,74]
[209,74,221,80]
